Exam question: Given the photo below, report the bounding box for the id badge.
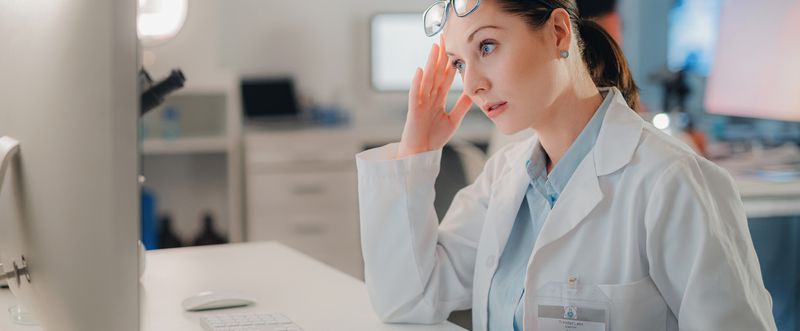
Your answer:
[535,276,611,331]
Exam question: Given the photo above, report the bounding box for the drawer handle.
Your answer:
[291,184,325,195]
[293,223,327,235]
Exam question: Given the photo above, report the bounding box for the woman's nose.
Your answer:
[463,68,489,96]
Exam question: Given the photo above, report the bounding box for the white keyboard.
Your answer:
[199,312,303,331]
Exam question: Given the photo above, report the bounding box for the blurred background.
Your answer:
[135,0,799,329]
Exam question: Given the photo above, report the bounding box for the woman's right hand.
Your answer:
[397,35,474,158]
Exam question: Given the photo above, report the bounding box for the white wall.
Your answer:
[143,0,234,87]
[145,0,433,131]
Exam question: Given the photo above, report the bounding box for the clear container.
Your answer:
[161,106,181,139]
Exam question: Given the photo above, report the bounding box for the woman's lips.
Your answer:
[486,102,508,119]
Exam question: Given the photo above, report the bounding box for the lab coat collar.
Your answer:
[531,87,643,253]
[592,87,644,176]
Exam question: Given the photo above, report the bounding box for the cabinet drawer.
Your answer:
[247,208,358,242]
[246,170,357,212]
[245,129,359,166]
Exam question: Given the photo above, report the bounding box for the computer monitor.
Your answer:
[370,13,465,92]
[241,77,300,119]
[705,0,800,122]
[0,1,139,330]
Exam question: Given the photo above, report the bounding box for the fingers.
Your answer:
[450,93,473,123]
[436,60,458,106]
[432,35,449,95]
[419,44,440,99]
[409,67,423,108]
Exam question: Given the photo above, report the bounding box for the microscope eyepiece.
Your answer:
[140,69,186,116]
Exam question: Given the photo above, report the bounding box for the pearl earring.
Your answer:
[560,50,569,59]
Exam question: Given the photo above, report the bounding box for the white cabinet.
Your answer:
[244,128,363,279]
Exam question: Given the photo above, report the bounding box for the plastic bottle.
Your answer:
[158,214,183,249]
[140,188,158,250]
[161,106,181,139]
[192,212,227,246]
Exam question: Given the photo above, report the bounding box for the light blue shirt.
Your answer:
[486,91,613,330]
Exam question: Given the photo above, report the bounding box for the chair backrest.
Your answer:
[448,139,488,183]
[433,139,488,220]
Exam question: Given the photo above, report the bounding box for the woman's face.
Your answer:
[443,0,569,134]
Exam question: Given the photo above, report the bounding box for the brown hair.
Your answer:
[494,0,640,110]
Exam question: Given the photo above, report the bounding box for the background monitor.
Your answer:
[370,13,465,92]
[667,0,723,76]
[705,0,800,122]
[0,0,140,329]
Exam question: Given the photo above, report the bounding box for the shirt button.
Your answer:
[485,255,496,268]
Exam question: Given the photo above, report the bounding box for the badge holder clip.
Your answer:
[535,276,611,331]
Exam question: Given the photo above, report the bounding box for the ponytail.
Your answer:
[577,19,640,111]
[494,0,640,111]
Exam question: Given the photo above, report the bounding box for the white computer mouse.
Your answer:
[181,290,256,311]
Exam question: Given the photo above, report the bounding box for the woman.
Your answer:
[355,0,776,330]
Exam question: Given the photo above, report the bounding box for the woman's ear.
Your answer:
[550,8,573,56]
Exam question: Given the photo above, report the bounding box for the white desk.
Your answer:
[0,242,465,331]
[715,158,800,218]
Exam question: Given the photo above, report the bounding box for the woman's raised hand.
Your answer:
[397,35,473,158]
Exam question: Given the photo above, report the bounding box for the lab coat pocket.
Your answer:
[597,276,668,331]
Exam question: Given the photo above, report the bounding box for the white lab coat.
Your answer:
[355,88,776,331]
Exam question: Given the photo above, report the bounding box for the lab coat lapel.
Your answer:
[485,140,536,258]
[530,89,643,260]
[531,151,603,256]
[488,162,531,256]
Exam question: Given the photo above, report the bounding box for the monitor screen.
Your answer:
[667,0,723,75]
[241,78,299,118]
[370,13,464,92]
[705,0,800,122]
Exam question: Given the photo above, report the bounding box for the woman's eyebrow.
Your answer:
[467,25,501,43]
[446,25,502,57]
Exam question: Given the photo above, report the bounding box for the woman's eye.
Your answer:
[453,60,465,73]
[480,42,496,56]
